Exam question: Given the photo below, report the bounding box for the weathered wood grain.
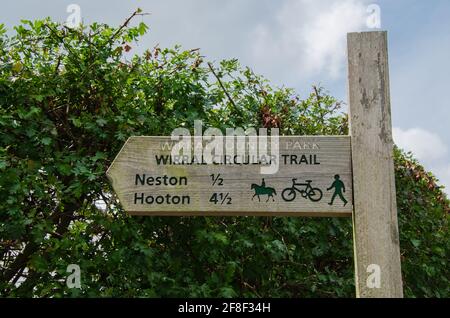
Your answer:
[348,31,403,298]
[107,136,353,216]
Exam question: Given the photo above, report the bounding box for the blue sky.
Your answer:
[1,0,449,191]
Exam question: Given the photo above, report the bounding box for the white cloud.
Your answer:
[250,0,368,80]
[393,127,448,162]
[393,127,450,192]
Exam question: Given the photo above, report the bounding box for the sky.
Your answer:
[1,0,449,192]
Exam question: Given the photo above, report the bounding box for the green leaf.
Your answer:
[411,239,421,248]
[41,137,52,145]
[138,22,148,36]
[0,160,7,169]
[218,287,237,298]
[96,118,107,127]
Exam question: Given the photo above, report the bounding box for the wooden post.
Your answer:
[347,31,403,298]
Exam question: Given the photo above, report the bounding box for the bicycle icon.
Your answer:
[281,179,323,202]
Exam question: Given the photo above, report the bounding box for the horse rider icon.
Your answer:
[251,178,277,202]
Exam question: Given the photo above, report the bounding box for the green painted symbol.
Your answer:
[281,179,323,202]
[251,178,277,202]
[327,174,348,206]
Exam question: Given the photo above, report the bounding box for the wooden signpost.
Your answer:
[107,31,403,298]
[348,32,403,298]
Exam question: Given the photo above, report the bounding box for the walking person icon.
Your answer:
[327,175,348,206]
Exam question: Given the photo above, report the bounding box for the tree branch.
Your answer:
[109,9,150,43]
[208,62,237,110]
